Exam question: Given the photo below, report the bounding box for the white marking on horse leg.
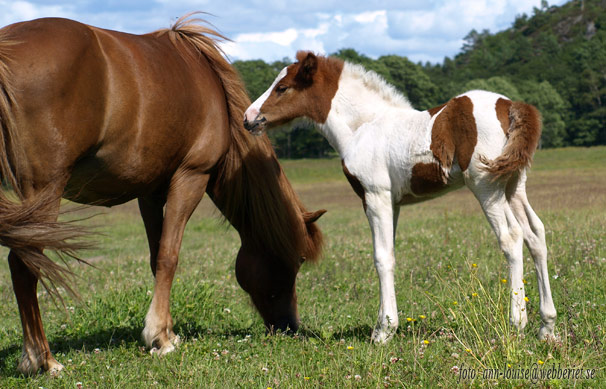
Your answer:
[143,295,163,349]
[143,296,177,355]
[18,343,42,375]
[509,182,556,339]
[365,191,399,343]
[471,181,527,330]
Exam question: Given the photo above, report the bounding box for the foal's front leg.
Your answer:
[365,191,399,343]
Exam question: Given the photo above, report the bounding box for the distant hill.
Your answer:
[234,0,605,157]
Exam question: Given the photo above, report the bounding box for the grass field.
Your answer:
[1,147,605,387]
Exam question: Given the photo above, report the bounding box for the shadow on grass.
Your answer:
[0,322,387,377]
[0,325,141,378]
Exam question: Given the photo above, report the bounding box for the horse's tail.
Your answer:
[163,14,323,267]
[480,101,542,180]
[0,32,90,299]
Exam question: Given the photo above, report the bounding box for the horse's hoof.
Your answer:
[48,362,64,377]
[169,334,181,346]
[149,342,176,356]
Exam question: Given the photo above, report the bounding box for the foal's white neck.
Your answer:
[316,62,415,155]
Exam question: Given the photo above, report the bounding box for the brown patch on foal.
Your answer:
[259,51,344,125]
[410,162,448,196]
[495,98,512,136]
[342,160,367,210]
[429,96,478,172]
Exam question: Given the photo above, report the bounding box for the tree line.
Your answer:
[233,0,605,158]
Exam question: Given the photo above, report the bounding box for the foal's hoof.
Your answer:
[538,325,555,341]
[371,328,396,344]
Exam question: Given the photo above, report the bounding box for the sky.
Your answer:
[0,0,568,64]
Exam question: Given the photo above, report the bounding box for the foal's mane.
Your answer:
[158,14,323,267]
[341,62,413,110]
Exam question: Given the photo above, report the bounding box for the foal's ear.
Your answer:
[295,52,318,87]
[303,209,327,224]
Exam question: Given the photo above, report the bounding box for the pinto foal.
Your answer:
[244,51,557,343]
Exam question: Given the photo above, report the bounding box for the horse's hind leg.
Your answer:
[138,195,166,277]
[8,189,64,375]
[9,251,63,375]
[468,178,528,330]
[142,171,209,355]
[507,172,556,339]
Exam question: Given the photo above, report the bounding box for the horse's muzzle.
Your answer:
[243,115,267,136]
[266,316,299,335]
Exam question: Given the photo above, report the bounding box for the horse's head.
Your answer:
[235,209,325,333]
[244,51,343,135]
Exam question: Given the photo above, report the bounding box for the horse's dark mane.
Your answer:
[159,14,323,267]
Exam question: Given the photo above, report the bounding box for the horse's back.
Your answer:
[1,18,231,204]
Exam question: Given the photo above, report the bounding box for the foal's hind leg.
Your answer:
[142,171,209,355]
[507,173,556,339]
[468,179,528,330]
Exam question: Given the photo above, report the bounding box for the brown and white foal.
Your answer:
[244,51,557,343]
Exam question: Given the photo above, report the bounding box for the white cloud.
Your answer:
[0,1,75,26]
[0,0,570,64]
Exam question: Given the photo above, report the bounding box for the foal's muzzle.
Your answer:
[243,115,267,136]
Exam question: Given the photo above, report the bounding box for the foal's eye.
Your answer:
[275,84,288,94]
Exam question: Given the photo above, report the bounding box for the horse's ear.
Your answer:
[295,52,318,87]
[303,209,326,224]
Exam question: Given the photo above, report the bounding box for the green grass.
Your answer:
[1,147,605,387]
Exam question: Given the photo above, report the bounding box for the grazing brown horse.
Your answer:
[0,16,324,375]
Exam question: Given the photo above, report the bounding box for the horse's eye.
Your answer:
[276,84,288,94]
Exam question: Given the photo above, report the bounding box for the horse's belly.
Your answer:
[64,156,168,206]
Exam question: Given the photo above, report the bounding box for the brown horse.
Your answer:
[0,15,324,375]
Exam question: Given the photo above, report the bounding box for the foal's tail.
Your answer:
[480,101,542,179]
[0,34,90,299]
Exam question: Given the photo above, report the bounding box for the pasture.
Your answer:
[1,146,605,387]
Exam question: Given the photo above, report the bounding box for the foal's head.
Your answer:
[235,210,325,333]
[244,51,343,134]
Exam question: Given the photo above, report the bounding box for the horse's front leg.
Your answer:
[142,171,209,355]
[365,190,399,343]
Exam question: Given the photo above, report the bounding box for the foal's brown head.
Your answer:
[243,51,344,134]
